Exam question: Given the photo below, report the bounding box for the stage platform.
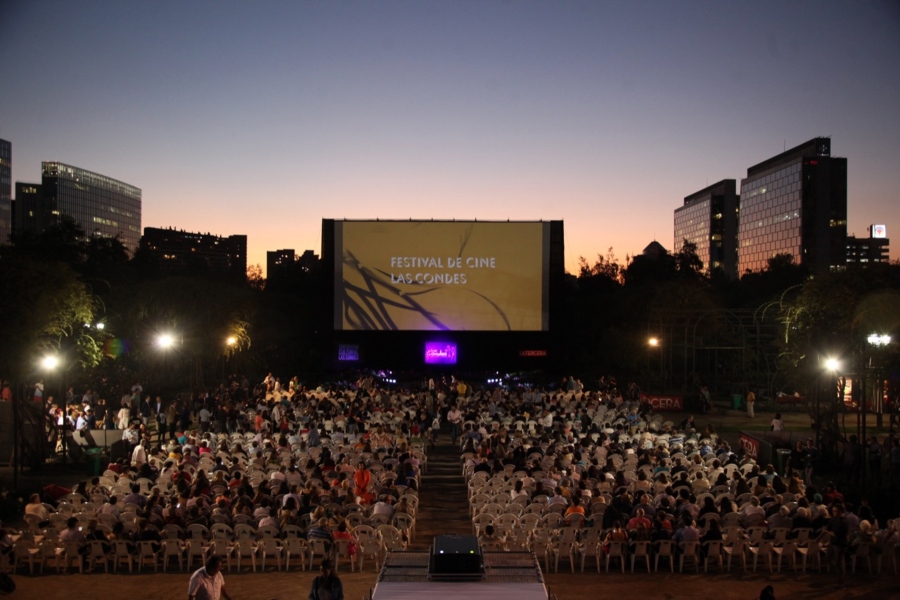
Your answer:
[371,551,548,600]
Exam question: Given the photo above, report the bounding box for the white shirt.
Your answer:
[131,444,147,465]
[188,566,225,600]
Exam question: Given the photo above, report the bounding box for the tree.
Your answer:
[0,258,101,379]
[674,239,704,278]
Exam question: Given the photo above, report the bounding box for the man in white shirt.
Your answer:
[131,440,148,466]
[188,555,231,600]
[372,496,395,518]
[447,406,462,446]
[197,406,212,433]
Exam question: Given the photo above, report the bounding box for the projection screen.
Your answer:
[333,221,550,331]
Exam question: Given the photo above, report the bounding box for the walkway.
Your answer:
[409,435,470,550]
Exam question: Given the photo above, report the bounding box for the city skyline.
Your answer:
[2,1,898,274]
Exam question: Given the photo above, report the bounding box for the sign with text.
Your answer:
[739,433,760,459]
[640,393,683,412]
[333,221,550,331]
[519,349,548,357]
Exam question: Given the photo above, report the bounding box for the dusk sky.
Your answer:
[2,1,899,274]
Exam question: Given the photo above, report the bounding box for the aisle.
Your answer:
[408,436,471,550]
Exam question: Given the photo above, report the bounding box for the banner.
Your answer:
[739,433,760,459]
[640,393,683,412]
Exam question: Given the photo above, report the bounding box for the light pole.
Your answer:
[224,336,237,381]
[819,357,840,449]
[41,354,60,469]
[647,337,660,395]
[868,334,891,428]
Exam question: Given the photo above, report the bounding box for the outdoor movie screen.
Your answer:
[333,220,550,331]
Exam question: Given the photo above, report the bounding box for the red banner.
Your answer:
[640,393,683,412]
[739,433,760,459]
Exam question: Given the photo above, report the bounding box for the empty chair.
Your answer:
[161,538,185,572]
[232,539,258,572]
[283,537,309,572]
[185,539,207,571]
[579,528,604,573]
[748,539,775,573]
[772,541,798,573]
[136,541,160,573]
[551,527,580,573]
[257,536,283,571]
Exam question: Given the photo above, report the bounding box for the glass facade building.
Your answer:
[0,139,11,245]
[738,138,846,274]
[673,179,738,279]
[40,161,142,251]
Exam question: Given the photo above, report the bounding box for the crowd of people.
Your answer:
[4,371,900,592]
[452,385,900,581]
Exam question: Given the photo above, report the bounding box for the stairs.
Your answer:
[408,437,471,550]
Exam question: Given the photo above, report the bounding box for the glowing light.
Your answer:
[226,336,237,346]
[42,356,59,370]
[648,337,659,347]
[825,358,839,372]
[157,334,174,349]
[867,334,891,347]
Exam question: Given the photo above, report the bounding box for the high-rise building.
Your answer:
[13,182,42,234]
[738,137,847,275]
[38,161,142,251]
[674,179,739,279]
[140,227,247,279]
[267,248,295,279]
[846,225,890,266]
[0,140,11,245]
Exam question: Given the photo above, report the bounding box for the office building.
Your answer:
[267,248,295,279]
[738,137,847,274]
[0,140,10,244]
[846,225,890,266]
[13,182,42,235]
[674,179,739,279]
[141,227,247,279]
[27,162,142,251]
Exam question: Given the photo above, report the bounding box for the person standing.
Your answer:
[826,504,848,583]
[447,404,462,446]
[188,555,232,600]
[308,559,343,600]
[746,389,756,418]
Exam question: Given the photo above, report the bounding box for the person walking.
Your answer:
[746,389,756,418]
[188,555,232,600]
[308,558,343,600]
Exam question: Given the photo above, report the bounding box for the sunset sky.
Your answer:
[2,1,898,274]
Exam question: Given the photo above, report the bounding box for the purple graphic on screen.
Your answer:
[424,342,457,364]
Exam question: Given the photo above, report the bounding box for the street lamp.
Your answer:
[157,334,174,349]
[647,337,661,394]
[816,357,840,448]
[866,333,891,431]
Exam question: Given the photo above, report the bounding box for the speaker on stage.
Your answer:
[429,535,484,578]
